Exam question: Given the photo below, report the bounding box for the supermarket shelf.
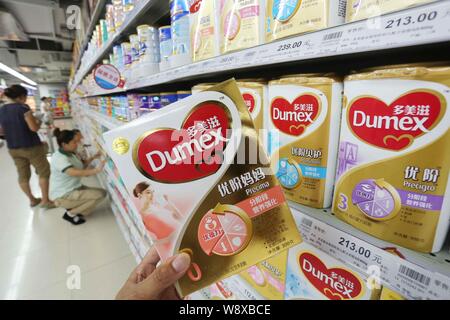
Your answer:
[71,0,107,78]
[52,116,73,120]
[104,164,150,241]
[81,86,126,97]
[289,202,450,300]
[111,202,142,263]
[87,109,124,130]
[71,0,167,92]
[74,0,450,98]
[108,178,152,249]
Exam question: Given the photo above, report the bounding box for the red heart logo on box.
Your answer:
[133,101,230,183]
[299,252,363,300]
[189,0,203,14]
[243,93,256,114]
[348,91,444,151]
[271,94,320,136]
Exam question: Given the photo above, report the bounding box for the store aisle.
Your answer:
[0,146,136,300]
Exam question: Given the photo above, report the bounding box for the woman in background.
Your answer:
[0,85,54,208]
[50,129,106,225]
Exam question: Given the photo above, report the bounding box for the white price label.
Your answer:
[295,212,386,275]
[393,260,434,300]
[429,272,450,300]
[292,209,450,300]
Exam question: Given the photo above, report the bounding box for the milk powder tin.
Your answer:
[113,45,124,70]
[137,25,160,64]
[129,34,140,64]
[122,0,134,12]
[121,42,132,69]
[267,75,343,208]
[159,26,173,67]
[266,0,347,42]
[103,79,301,296]
[333,65,450,253]
[127,93,141,120]
[171,0,191,63]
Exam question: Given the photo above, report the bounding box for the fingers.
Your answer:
[138,253,191,299]
[129,247,161,283]
[135,247,161,282]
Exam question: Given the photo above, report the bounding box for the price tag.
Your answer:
[429,272,450,300]
[291,208,450,300]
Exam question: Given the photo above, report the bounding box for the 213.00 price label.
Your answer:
[338,236,372,258]
[385,10,437,29]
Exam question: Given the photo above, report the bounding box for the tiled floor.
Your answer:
[0,144,136,300]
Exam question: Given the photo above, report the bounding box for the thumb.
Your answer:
[138,253,191,299]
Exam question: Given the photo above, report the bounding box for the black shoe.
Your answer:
[63,212,86,225]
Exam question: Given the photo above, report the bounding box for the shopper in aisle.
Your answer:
[116,247,191,300]
[50,128,107,225]
[39,97,53,126]
[0,124,4,148]
[0,85,54,209]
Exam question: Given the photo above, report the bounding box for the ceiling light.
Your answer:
[20,83,37,91]
[0,62,37,86]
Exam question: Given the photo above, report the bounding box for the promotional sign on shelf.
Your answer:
[93,64,125,90]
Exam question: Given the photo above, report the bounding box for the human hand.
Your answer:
[95,160,106,173]
[116,247,191,300]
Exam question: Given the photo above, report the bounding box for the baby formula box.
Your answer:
[346,0,436,23]
[138,94,151,116]
[266,0,347,42]
[217,0,265,54]
[192,83,218,94]
[285,242,381,300]
[379,287,406,300]
[160,92,178,107]
[333,65,450,253]
[103,79,302,297]
[127,93,142,120]
[148,94,162,111]
[177,90,192,100]
[189,0,220,62]
[238,249,288,300]
[267,75,343,208]
[198,281,240,300]
[236,80,267,133]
